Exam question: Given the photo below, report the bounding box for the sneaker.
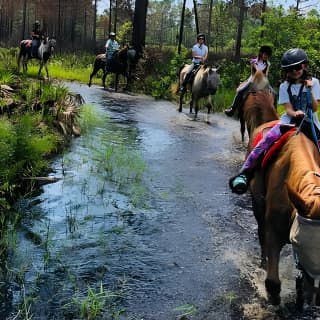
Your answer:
[229,174,248,194]
[224,107,234,117]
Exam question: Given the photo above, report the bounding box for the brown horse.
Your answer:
[240,70,278,141]
[178,64,220,122]
[249,123,320,307]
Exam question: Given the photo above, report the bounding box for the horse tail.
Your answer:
[174,64,188,94]
[17,43,24,71]
[177,64,187,77]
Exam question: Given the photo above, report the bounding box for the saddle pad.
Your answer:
[252,120,279,148]
[22,39,32,47]
[252,121,296,169]
[261,127,296,169]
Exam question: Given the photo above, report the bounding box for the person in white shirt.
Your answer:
[105,32,120,72]
[180,33,208,93]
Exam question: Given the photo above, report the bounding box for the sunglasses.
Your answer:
[198,37,204,40]
[285,64,303,72]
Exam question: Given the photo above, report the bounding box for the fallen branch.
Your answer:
[22,176,61,183]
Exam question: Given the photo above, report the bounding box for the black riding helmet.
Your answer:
[259,45,272,57]
[197,33,205,41]
[281,48,308,70]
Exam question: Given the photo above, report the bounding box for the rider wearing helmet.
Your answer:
[105,31,120,72]
[31,20,44,57]
[180,33,208,93]
[228,48,320,195]
[225,45,272,117]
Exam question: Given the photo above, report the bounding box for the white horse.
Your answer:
[18,37,57,79]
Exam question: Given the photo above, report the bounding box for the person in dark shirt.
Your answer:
[31,20,44,57]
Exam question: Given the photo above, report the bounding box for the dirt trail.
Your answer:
[8,83,319,319]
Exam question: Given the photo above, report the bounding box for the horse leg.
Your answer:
[102,70,108,89]
[115,73,119,92]
[190,97,194,114]
[124,73,129,91]
[251,173,266,268]
[178,92,184,112]
[44,61,49,79]
[38,61,44,79]
[23,61,28,73]
[265,229,282,305]
[88,67,98,87]
[194,104,198,119]
[22,56,28,73]
[206,95,212,123]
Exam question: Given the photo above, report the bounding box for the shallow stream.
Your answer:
[2,83,320,319]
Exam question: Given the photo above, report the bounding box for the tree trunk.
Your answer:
[235,0,245,63]
[132,0,148,58]
[207,0,213,52]
[93,0,97,45]
[21,0,27,40]
[193,0,199,35]
[178,0,186,54]
[109,0,112,34]
[260,0,266,38]
[114,0,118,34]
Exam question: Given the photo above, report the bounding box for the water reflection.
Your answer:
[5,86,158,319]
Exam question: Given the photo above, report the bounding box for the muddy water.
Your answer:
[4,83,320,319]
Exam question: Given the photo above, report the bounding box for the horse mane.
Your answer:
[285,133,320,219]
[117,46,129,62]
[251,69,270,91]
[241,70,279,140]
[244,92,278,135]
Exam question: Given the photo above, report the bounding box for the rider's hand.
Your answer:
[305,79,313,88]
[294,110,305,118]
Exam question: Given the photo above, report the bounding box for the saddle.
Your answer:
[252,121,297,169]
[189,65,201,84]
[22,39,32,48]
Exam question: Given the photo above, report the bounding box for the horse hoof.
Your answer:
[265,279,281,305]
[268,294,281,305]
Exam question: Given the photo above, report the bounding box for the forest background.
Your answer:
[1,0,320,99]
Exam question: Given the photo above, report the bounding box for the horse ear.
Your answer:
[287,183,310,216]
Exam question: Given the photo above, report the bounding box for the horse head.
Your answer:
[127,48,138,65]
[240,70,278,141]
[205,65,220,94]
[45,37,57,53]
[192,64,220,95]
[250,69,270,92]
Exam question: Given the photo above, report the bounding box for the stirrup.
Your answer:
[224,107,235,117]
[229,174,248,194]
[180,86,186,93]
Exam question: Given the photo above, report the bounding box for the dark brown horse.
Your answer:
[178,64,220,122]
[249,123,320,307]
[88,47,137,91]
[240,70,278,141]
